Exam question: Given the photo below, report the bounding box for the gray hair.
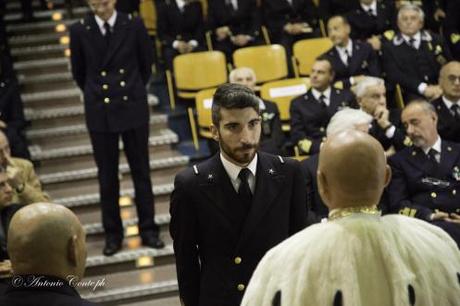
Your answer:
[354,76,385,98]
[326,108,373,137]
[229,67,257,84]
[404,99,436,114]
[397,3,425,22]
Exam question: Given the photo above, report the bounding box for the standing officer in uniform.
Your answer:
[387,99,460,247]
[322,15,381,89]
[290,57,356,155]
[69,0,164,256]
[431,61,460,143]
[170,83,307,306]
[382,4,452,100]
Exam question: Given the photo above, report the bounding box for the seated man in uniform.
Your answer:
[387,99,460,247]
[242,130,460,306]
[0,202,96,306]
[355,77,409,154]
[431,61,460,143]
[322,15,381,88]
[290,57,356,155]
[229,67,285,155]
[382,3,452,100]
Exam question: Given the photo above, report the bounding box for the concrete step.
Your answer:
[8,32,68,46]
[29,128,178,161]
[12,44,68,61]
[18,71,72,84]
[5,6,89,22]
[7,18,76,34]
[14,57,68,71]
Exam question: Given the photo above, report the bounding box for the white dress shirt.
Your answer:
[220,153,257,194]
[423,136,442,163]
[361,0,377,16]
[442,96,460,112]
[335,39,353,66]
[311,87,332,107]
[94,10,117,35]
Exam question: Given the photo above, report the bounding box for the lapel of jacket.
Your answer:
[103,13,130,67]
[238,153,284,248]
[348,40,362,73]
[86,14,106,62]
[330,47,348,72]
[406,146,437,176]
[438,140,459,179]
[435,99,457,128]
[198,154,239,240]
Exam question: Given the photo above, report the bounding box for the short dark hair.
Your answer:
[315,55,335,74]
[211,83,260,126]
[328,15,350,26]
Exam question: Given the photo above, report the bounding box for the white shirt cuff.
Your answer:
[172,40,180,49]
[350,77,355,85]
[188,40,198,48]
[385,125,396,139]
[418,83,428,95]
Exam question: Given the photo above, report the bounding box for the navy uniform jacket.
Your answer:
[369,108,408,152]
[260,99,285,155]
[0,275,97,306]
[208,0,261,38]
[69,12,153,133]
[157,0,205,48]
[443,0,460,60]
[346,0,395,40]
[263,0,318,38]
[382,30,452,97]
[432,97,460,143]
[323,40,381,88]
[170,152,307,306]
[318,0,359,20]
[290,88,356,154]
[387,140,460,220]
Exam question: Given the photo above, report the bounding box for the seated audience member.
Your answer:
[157,0,205,70]
[0,49,30,160]
[396,0,446,33]
[0,202,96,306]
[387,100,460,247]
[229,67,285,155]
[382,4,452,100]
[290,57,356,155]
[356,77,409,153]
[323,15,381,88]
[318,0,359,20]
[262,0,319,64]
[443,0,460,60]
[0,130,49,207]
[0,168,18,261]
[242,130,460,306]
[301,108,373,223]
[432,61,460,143]
[347,0,396,50]
[207,0,262,61]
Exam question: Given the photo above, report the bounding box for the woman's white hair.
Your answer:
[326,108,374,137]
[354,76,385,98]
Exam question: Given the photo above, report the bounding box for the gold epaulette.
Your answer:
[383,30,395,41]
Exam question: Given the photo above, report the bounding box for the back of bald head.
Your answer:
[318,130,390,209]
[7,203,86,279]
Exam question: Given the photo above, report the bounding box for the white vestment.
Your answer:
[241,213,460,306]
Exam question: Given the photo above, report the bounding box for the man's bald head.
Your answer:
[317,130,391,210]
[8,203,87,280]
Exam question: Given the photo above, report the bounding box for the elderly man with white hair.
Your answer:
[382,3,452,100]
[355,76,409,154]
[301,108,373,224]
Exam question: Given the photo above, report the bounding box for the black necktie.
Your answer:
[238,168,253,206]
[319,94,327,108]
[427,148,439,164]
[367,8,375,17]
[104,22,112,46]
[344,49,350,66]
[409,38,417,49]
[451,104,460,118]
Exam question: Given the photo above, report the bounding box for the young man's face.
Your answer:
[310,60,334,91]
[327,17,350,47]
[87,0,116,17]
[212,107,261,166]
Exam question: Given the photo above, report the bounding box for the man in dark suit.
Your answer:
[318,0,359,20]
[301,108,373,224]
[229,67,286,155]
[347,0,395,50]
[170,83,307,306]
[0,202,97,306]
[290,57,356,155]
[323,15,381,89]
[262,0,319,67]
[69,0,164,256]
[443,0,460,60]
[432,61,460,143]
[387,100,460,247]
[157,0,205,70]
[208,0,261,61]
[355,76,409,152]
[382,3,452,100]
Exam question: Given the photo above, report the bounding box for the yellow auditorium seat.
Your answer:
[195,88,217,139]
[260,78,310,131]
[233,44,288,84]
[292,37,333,77]
[171,51,227,101]
[139,0,157,36]
[395,84,405,109]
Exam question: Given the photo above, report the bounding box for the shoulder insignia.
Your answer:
[411,150,417,156]
[452,33,460,44]
[421,30,432,42]
[128,14,133,20]
[277,155,285,164]
[403,137,412,147]
[193,165,199,175]
[384,30,395,41]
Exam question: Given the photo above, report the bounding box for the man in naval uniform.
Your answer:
[69,0,164,256]
[387,99,460,247]
[170,83,307,306]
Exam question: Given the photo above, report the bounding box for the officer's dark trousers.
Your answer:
[89,124,158,243]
